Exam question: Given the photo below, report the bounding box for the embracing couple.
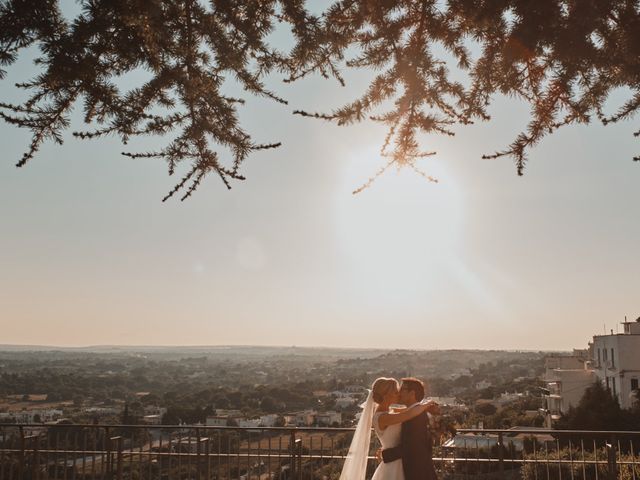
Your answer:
[340,377,440,480]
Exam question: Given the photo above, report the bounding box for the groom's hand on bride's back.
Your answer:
[375,447,383,463]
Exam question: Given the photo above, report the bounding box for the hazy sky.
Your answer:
[1,11,639,350]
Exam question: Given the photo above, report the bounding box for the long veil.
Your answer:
[339,389,375,480]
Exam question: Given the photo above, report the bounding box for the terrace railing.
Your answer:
[1,424,639,480]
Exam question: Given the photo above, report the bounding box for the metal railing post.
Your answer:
[117,436,124,480]
[33,437,40,480]
[606,436,617,480]
[197,436,209,480]
[289,431,297,479]
[105,431,112,476]
[110,436,123,480]
[296,439,303,480]
[18,426,25,480]
[25,435,40,480]
[497,432,505,479]
[204,436,211,480]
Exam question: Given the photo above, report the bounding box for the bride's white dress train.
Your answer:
[371,412,405,480]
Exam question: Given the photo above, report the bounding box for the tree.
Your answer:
[161,408,179,425]
[475,402,498,416]
[259,395,277,413]
[1,1,639,199]
[299,0,640,189]
[121,402,132,425]
[554,381,640,431]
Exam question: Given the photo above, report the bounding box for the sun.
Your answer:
[331,149,465,309]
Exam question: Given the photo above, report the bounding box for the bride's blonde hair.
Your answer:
[371,377,398,404]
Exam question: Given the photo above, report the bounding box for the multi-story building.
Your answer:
[543,354,596,416]
[590,318,640,410]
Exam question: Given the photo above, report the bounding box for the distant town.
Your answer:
[1,319,639,433]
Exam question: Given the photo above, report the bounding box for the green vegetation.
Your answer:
[555,382,640,431]
[0,347,547,428]
[522,447,640,480]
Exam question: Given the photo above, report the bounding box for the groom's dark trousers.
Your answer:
[382,411,437,480]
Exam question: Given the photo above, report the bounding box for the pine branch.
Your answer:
[162,164,199,202]
[409,163,439,184]
[180,169,206,201]
[352,159,394,195]
[292,110,337,121]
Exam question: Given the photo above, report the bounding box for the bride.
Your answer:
[339,377,431,480]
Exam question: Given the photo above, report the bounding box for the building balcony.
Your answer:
[1,423,639,479]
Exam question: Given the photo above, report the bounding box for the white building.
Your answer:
[590,318,640,410]
[283,410,316,426]
[448,369,472,381]
[335,397,357,409]
[83,406,120,416]
[544,354,596,416]
[443,433,525,452]
[144,406,167,417]
[294,410,316,426]
[475,380,492,390]
[0,408,63,423]
[443,427,554,453]
[206,416,230,427]
[259,414,280,427]
[495,392,527,407]
[315,411,341,426]
[238,418,261,428]
[214,409,242,417]
[330,390,354,398]
[143,414,162,425]
[344,385,366,394]
[425,397,466,408]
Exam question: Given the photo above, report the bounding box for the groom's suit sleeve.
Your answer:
[401,411,437,480]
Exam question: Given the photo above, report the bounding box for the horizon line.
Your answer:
[0,343,572,353]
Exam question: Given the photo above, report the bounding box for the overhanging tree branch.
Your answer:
[1,0,638,200]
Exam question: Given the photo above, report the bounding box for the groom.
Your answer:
[382,377,439,480]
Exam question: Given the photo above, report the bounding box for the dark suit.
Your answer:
[400,411,438,480]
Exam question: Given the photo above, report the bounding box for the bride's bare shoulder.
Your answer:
[373,411,386,430]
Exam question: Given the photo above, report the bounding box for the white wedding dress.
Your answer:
[371,412,405,480]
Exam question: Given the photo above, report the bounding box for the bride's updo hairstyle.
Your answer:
[371,377,398,404]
